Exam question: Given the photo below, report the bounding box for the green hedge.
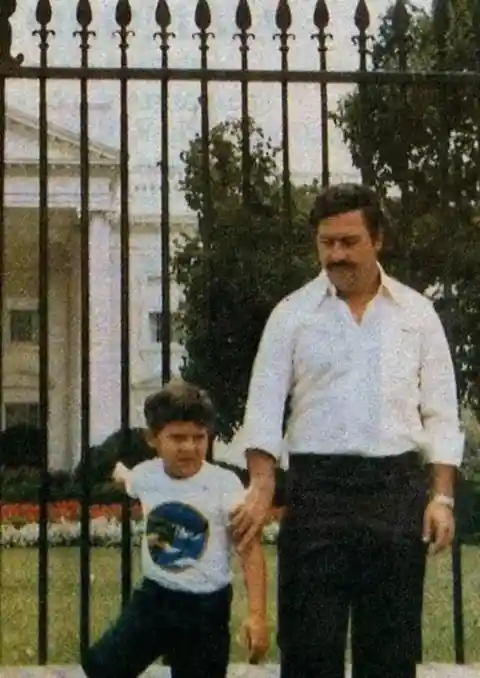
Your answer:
[0,467,125,504]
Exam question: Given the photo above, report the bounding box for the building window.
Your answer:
[5,403,40,428]
[149,311,163,343]
[9,309,39,343]
[148,311,182,345]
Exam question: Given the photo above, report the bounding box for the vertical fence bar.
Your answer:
[473,0,480,430]
[274,0,293,230]
[452,481,465,663]
[391,0,412,279]
[33,0,54,664]
[74,0,95,657]
[475,0,480,190]
[0,69,4,669]
[312,1,331,187]
[432,0,465,663]
[154,0,175,385]
[353,0,374,186]
[0,4,23,662]
[194,0,215,462]
[115,0,133,608]
[234,0,254,205]
[0,45,5,678]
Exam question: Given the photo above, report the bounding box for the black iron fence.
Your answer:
[0,0,479,667]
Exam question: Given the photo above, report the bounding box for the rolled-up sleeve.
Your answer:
[125,465,141,499]
[419,306,465,466]
[241,302,294,461]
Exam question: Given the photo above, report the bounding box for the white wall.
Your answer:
[110,228,186,431]
[63,224,188,466]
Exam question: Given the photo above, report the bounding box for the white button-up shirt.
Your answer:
[242,267,464,466]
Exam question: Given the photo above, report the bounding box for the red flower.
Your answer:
[0,500,142,524]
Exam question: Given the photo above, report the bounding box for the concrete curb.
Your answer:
[1,665,480,678]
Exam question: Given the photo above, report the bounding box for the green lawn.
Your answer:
[1,545,480,665]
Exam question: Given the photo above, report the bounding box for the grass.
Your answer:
[1,545,480,666]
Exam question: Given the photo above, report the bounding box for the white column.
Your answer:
[89,212,121,445]
[66,231,82,467]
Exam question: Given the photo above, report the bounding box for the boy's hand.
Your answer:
[239,615,269,664]
[112,461,130,485]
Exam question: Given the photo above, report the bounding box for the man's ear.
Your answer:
[375,231,384,254]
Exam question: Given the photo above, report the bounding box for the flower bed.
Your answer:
[0,501,280,547]
[1,500,143,525]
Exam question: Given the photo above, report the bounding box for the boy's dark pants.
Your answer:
[278,451,428,678]
[82,578,231,678]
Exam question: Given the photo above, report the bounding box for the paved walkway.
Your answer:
[2,665,480,678]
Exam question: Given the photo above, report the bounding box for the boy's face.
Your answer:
[150,421,209,478]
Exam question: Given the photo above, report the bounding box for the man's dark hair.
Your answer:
[309,183,386,240]
[144,379,215,433]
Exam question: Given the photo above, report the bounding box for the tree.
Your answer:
[173,119,318,441]
[332,0,480,413]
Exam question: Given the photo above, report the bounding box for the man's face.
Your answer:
[315,209,382,296]
[150,421,209,478]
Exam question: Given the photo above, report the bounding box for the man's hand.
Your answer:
[238,615,269,664]
[422,500,455,555]
[230,485,272,553]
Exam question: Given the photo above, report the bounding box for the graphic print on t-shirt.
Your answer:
[145,501,209,571]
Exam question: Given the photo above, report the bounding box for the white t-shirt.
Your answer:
[126,459,245,594]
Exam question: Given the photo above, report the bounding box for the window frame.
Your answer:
[147,310,183,347]
[5,298,39,346]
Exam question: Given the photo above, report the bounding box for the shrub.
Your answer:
[0,425,41,468]
[73,427,154,486]
[0,467,124,504]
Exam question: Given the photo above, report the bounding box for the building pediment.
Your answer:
[5,106,119,167]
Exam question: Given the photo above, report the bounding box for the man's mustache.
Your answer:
[327,262,355,271]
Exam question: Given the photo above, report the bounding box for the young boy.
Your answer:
[81,379,269,678]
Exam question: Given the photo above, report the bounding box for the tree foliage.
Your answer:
[173,119,317,440]
[73,428,154,484]
[332,0,480,412]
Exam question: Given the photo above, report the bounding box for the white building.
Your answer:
[1,106,195,469]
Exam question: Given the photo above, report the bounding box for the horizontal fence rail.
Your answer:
[1,68,480,84]
[0,0,479,669]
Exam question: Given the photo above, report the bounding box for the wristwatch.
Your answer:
[431,493,455,509]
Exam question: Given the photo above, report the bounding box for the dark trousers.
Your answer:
[81,578,231,678]
[278,451,428,678]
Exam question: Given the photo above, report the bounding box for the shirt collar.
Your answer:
[317,263,403,306]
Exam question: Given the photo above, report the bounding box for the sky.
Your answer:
[8,0,432,217]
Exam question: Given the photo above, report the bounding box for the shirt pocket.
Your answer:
[379,318,421,393]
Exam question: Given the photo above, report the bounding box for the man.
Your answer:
[230,183,464,678]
